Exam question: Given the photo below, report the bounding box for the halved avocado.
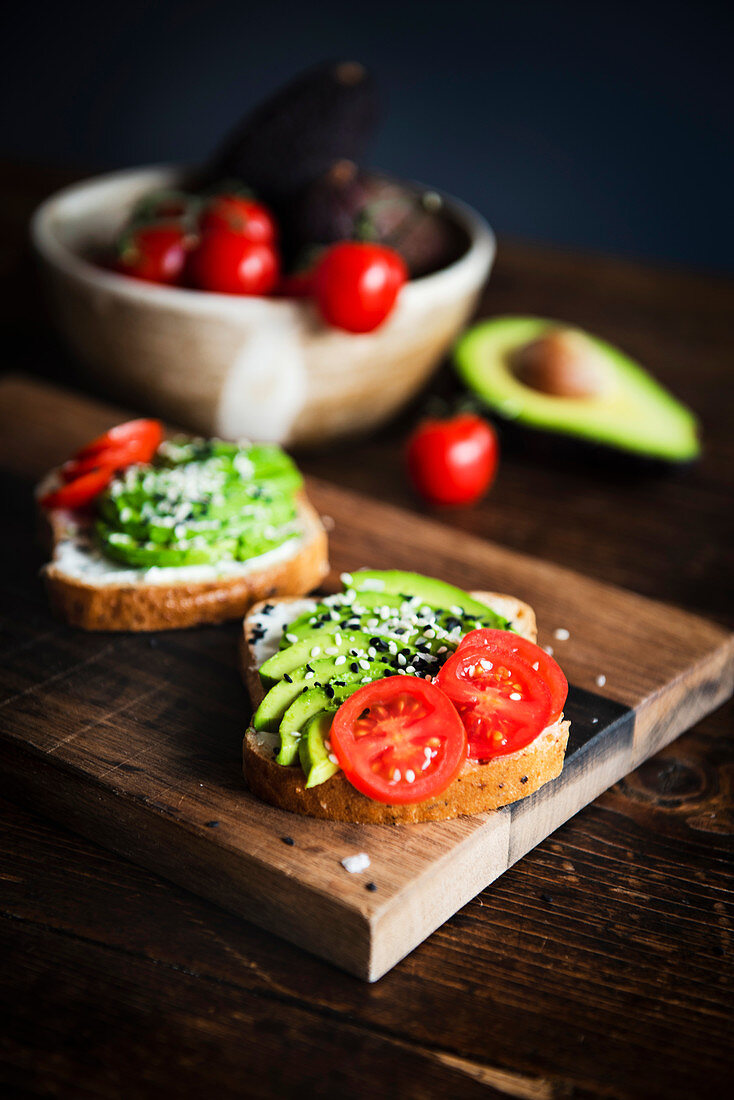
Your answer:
[454,316,700,463]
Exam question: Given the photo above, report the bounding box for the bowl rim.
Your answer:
[30,163,496,316]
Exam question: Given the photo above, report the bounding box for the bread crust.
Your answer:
[240,589,569,823]
[41,495,329,632]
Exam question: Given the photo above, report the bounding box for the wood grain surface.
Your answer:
[1,162,732,1097]
[1,375,730,982]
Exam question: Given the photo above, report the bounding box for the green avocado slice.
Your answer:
[298,711,339,788]
[277,683,362,765]
[454,316,700,462]
[350,570,505,621]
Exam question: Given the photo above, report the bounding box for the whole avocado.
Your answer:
[283,162,469,277]
[202,61,380,206]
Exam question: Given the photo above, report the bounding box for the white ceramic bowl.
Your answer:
[31,165,495,447]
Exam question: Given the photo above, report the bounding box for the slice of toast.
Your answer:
[240,591,569,824]
[41,494,329,632]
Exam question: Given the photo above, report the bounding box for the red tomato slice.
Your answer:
[39,467,115,510]
[74,419,163,462]
[330,676,467,804]
[436,645,553,761]
[61,442,152,482]
[457,629,568,723]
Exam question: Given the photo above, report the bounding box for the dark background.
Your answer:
[2,0,732,271]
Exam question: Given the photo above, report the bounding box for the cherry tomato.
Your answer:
[436,643,555,760]
[186,229,279,295]
[115,225,191,285]
[407,413,498,506]
[313,242,407,333]
[457,629,568,723]
[330,676,467,804]
[200,195,277,244]
[39,467,115,510]
[74,420,163,462]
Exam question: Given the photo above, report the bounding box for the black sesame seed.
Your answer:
[324,684,335,699]
[365,882,377,892]
[281,836,295,846]
[204,820,220,828]
[521,776,528,784]
[369,637,380,646]
[283,673,293,683]
[540,892,553,904]
[350,662,359,673]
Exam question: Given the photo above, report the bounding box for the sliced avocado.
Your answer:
[277,683,362,765]
[260,630,377,686]
[298,711,339,788]
[255,654,393,731]
[350,570,506,622]
[454,316,700,463]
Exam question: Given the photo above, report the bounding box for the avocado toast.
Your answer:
[38,429,328,631]
[241,570,570,824]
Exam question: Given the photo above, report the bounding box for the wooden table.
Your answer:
[1,163,732,1098]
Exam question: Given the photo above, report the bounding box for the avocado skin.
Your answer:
[454,316,701,465]
[201,61,379,206]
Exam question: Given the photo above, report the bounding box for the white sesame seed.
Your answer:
[405,769,416,783]
[368,647,377,658]
[591,718,599,724]
[543,645,554,656]
[450,605,463,616]
[406,666,415,674]
[341,852,370,874]
[285,633,298,643]
[398,654,407,666]
[438,646,448,654]
[532,661,539,670]
[305,672,314,680]
[554,628,570,641]
[596,674,607,687]
[509,692,522,701]
[391,769,401,782]
[359,659,370,671]
[334,632,342,645]
[480,659,493,670]
[326,646,339,656]
[335,655,346,666]
[328,753,339,764]
[340,572,353,586]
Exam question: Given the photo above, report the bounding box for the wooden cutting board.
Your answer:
[1,375,732,981]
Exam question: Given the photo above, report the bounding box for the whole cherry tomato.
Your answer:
[313,242,407,333]
[406,413,499,506]
[115,225,191,285]
[200,194,277,244]
[186,229,279,295]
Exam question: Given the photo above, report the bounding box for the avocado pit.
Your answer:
[510,328,608,398]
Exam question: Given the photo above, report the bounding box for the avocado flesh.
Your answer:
[254,655,396,731]
[454,316,700,462]
[350,570,498,619]
[299,711,339,788]
[277,683,362,765]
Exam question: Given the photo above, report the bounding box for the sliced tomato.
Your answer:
[436,644,554,761]
[74,419,163,462]
[39,467,115,510]
[61,442,150,482]
[457,629,568,723]
[330,676,467,804]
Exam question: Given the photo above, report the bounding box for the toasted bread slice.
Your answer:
[41,494,329,632]
[240,591,569,823]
